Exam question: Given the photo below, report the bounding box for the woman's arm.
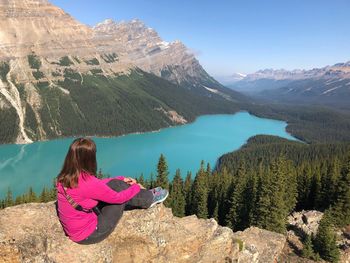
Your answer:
[84,177,141,204]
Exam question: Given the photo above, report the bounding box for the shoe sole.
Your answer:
[149,190,169,208]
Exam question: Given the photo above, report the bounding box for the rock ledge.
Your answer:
[0,202,286,262]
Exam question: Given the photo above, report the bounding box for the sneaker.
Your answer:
[150,188,169,208]
[150,186,162,195]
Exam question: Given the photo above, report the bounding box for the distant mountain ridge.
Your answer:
[228,62,350,110]
[0,0,244,144]
[244,62,350,81]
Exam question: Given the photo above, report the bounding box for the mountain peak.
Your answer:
[130,18,144,24]
[0,0,50,5]
[93,18,150,34]
[0,0,92,59]
[246,62,350,81]
[95,18,115,26]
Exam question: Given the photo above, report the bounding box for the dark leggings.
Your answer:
[77,179,153,245]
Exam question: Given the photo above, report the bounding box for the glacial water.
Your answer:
[0,112,297,198]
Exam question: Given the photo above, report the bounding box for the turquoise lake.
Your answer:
[0,112,296,198]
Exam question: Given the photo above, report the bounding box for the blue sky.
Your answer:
[51,0,350,76]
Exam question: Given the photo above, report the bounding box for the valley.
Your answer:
[0,1,349,262]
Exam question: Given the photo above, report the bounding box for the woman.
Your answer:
[56,137,168,244]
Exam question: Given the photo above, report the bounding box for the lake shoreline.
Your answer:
[1,111,240,147]
[1,110,299,147]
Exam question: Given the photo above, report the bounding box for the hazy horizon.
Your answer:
[51,0,350,77]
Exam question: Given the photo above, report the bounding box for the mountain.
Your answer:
[229,62,350,109]
[0,0,245,144]
[93,19,228,91]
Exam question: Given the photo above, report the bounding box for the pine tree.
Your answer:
[207,170,217,218]
[206,163,212,188]
[225,161,247,230]
[256,157,288,234]
[138,174,146,188]
[15,195,23,205]
[191,161,209,219]
[97,168,103,179]
[5,188,13,207]
[39,187,49,202]
[156,154,169,190]
[283,159,298,213]
[302,234,318,260]
[149,173,155,189]
[244,171,258,227]
[321,158,341,208]
[331,153,350,227]
[309,165,322,209]
[155,154,170,206]
[218,167,234,225]
[170,169,186,217]
[28,187,38,202]
[297,164,312,210]
[268,157,288,233]
[206,163,211,173]
[314,213,340,262]
[184,171,193,215]
[49,179,57,200]
[213,201,219,222]
[254,166,271,228]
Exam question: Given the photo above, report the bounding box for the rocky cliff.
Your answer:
[93,19,223,90]
[0,202,286,263]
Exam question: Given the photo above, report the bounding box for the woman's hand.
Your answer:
[138,183,146,189]
[124,177,137,185]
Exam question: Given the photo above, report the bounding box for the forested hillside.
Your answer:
[0,67,241,144]
[245,103,350,143]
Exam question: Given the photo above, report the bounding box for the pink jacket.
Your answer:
[56,171,141,242]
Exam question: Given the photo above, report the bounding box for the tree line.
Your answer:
[0,186,56,208]
[149,146,349,262]
[245,103,350,143]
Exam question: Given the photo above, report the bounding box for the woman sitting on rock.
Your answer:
[56,137,168,244]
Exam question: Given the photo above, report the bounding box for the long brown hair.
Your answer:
[57,137,97,188]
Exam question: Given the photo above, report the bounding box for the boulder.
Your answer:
[288,210,323,236]
[232,227,286,263]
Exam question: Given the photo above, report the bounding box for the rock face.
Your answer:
[340,225,350,263]
[288,210,324,236]
[0,202,286,263]
[0,0,93,59]
[93,19,221,89]
[287,211,350,262]
[232,227,286,263]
